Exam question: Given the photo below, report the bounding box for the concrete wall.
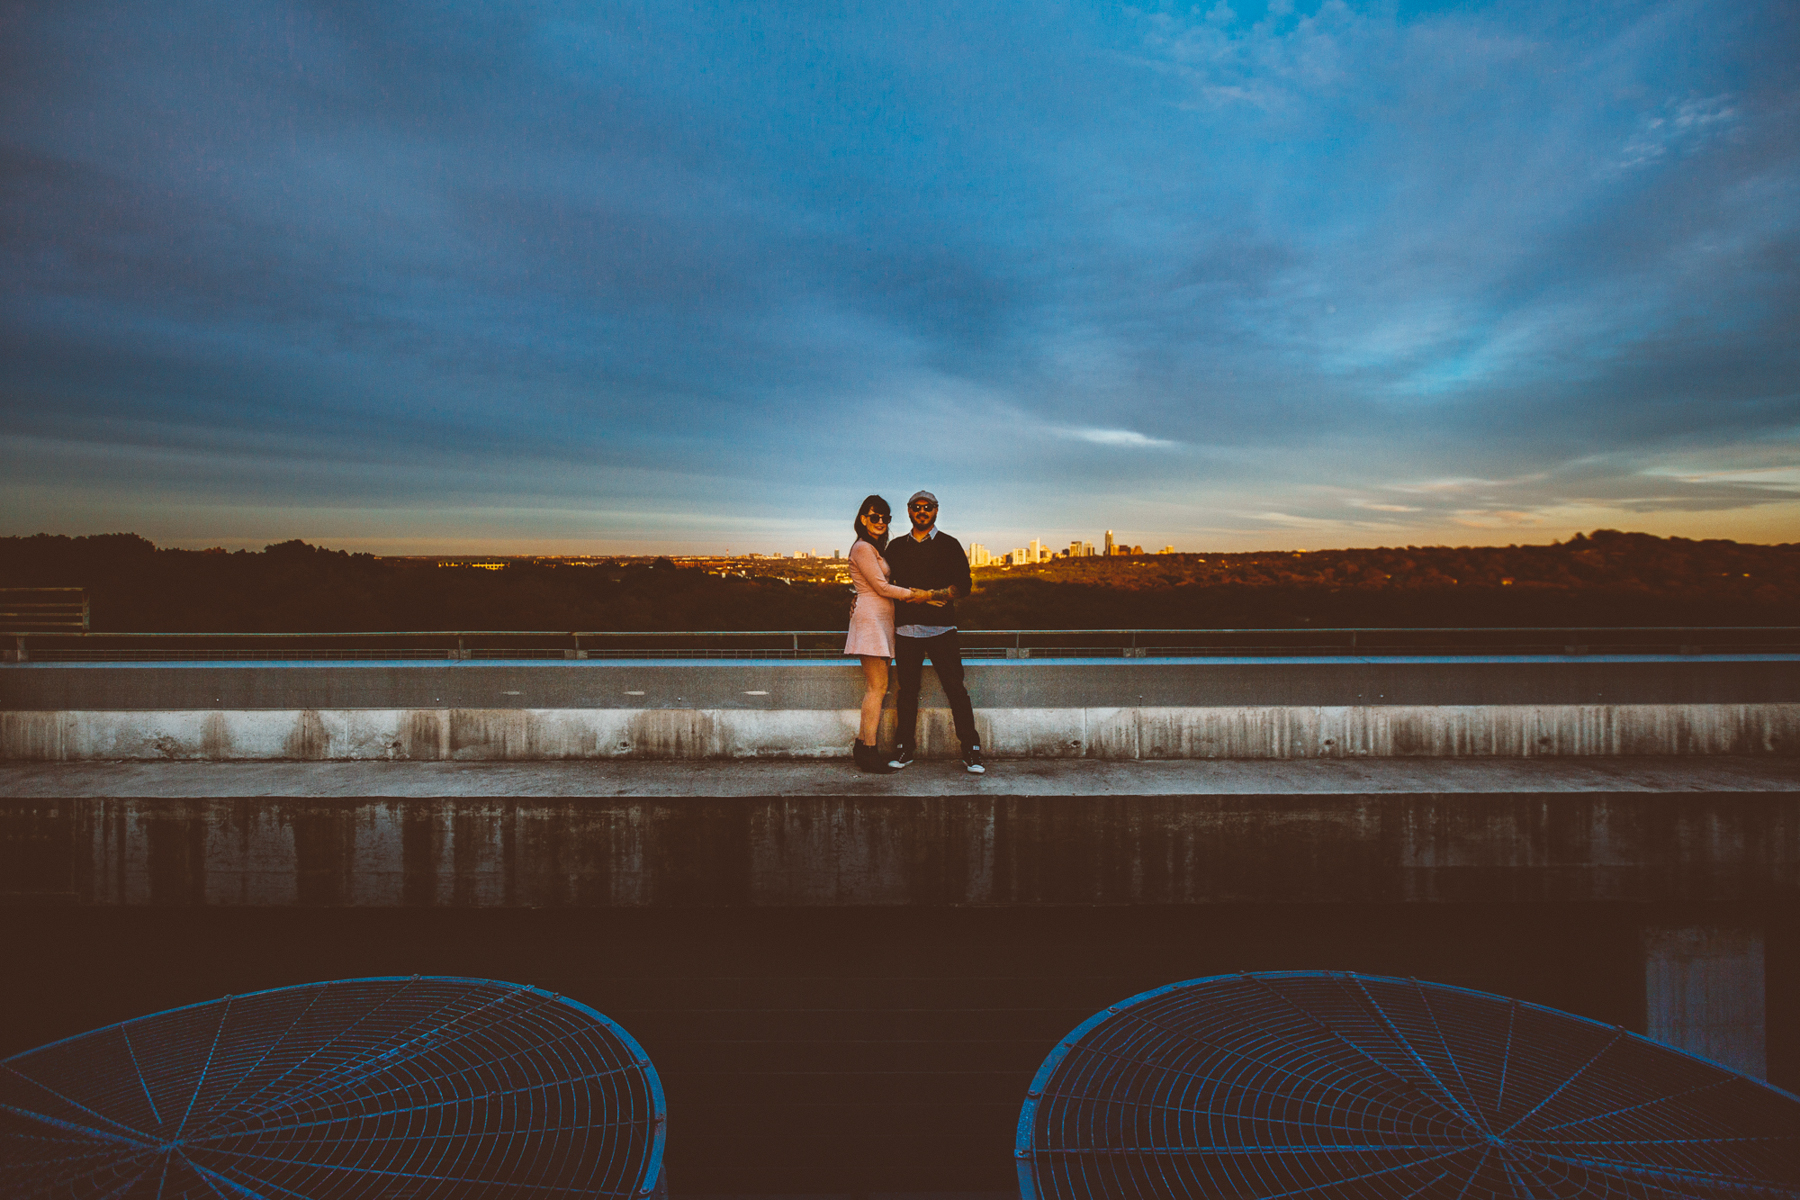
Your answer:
[5,702,1799,761]
[8,792,1799,906]
[1643,925,1768,1079]
[3,656,1797,760]
[8,656,1798,709]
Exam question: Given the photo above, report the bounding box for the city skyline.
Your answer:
[4,1,1797,555]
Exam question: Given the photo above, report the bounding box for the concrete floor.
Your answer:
[3,755,1794,797]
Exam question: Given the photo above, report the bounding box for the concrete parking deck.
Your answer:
[8,652,1798,1195]
[6,757,1795,1191]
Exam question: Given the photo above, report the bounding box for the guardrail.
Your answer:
[4,626,1799,662]
[0,589,88,637]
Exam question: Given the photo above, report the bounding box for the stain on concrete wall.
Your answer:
[4,703,1796,761]
[9,792,1798,908]
[1643,925,1768,1078]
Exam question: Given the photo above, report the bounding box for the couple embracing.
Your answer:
[844,490,984,775]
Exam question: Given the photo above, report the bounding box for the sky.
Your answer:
[2,0,1797,555]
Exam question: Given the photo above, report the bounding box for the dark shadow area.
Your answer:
[4,902,1769,1194]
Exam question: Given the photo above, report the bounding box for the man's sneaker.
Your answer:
[887,744,915,770]
[962,745,985,774]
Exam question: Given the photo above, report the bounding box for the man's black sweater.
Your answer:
[886,530,974,629]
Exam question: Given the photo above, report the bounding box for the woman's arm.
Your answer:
[850,542,919,600]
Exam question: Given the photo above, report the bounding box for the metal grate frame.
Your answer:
[1,976,667,1199]
[1018,970,1800,1199]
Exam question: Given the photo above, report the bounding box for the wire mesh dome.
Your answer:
[1017,970,1800,1200]
[1,976,667,1199]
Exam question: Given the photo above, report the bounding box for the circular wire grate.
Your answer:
[1018,971,1800,1199]
[1,976,666,1199]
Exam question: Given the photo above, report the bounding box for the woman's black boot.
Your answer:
[854,740,896,774]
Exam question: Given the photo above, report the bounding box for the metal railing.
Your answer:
[4,626,1799,662]
[0,588,88,635]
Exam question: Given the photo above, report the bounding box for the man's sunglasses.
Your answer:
[908,503,937,511]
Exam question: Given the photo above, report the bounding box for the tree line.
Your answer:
[1,529,1794,632]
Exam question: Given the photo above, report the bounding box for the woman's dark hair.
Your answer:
[853,494,891,553]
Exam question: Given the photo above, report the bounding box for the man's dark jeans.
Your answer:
[894,630,979,753]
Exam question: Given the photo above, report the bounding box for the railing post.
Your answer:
[13,635,25,664]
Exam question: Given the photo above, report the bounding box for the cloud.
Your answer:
[0,0,1796,551]
[1322,451,1800,528]
[1617,94,1739,170]
[1054,427,1183,450]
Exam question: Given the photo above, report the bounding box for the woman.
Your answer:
[845,495,941,773]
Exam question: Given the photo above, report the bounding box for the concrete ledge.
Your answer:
[8,760,1797,909]
[6,756,1796,797]
[7,790,1798,907]
[4,702,1797,760]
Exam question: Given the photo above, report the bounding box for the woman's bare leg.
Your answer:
[858,656,889,744]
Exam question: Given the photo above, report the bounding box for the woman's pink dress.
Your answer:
[845,540,912,657]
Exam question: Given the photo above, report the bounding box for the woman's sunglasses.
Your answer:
[864,512,890,523]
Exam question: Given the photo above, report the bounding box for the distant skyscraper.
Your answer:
[1029,538,1043,562]
[1104,530,1115,556]
[967,543,989,567]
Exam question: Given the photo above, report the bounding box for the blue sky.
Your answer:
[3,0,1796,554]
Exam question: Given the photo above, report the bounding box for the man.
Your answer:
[884,490,984,774]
